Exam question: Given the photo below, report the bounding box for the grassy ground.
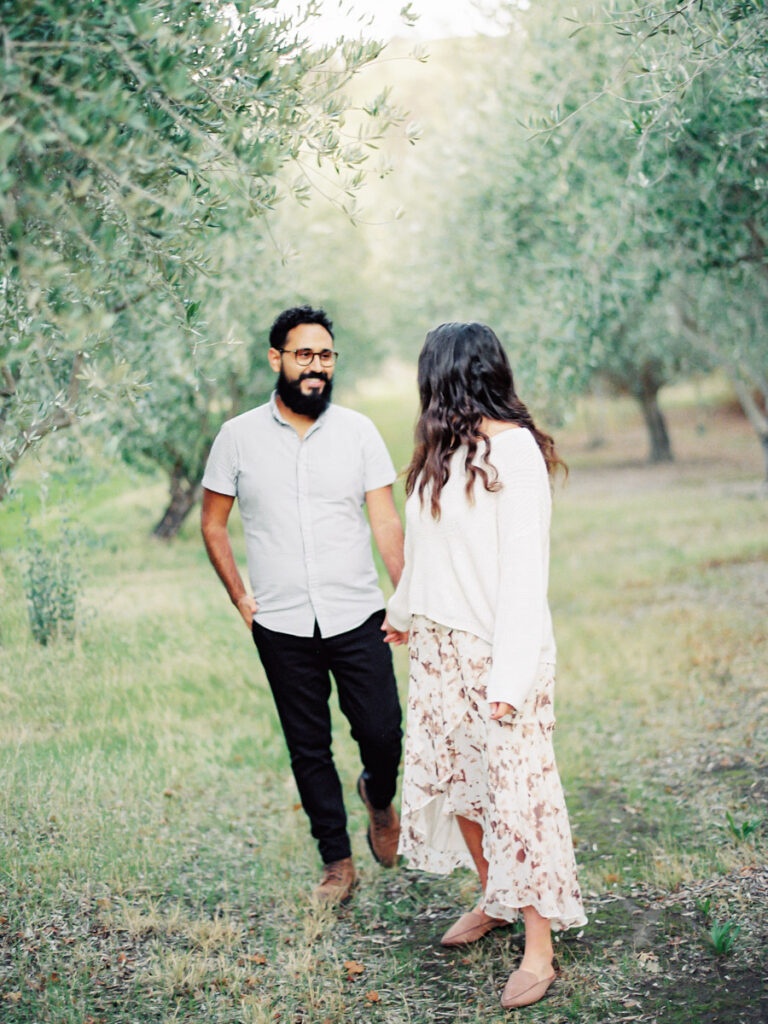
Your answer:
[1,383,766,1023]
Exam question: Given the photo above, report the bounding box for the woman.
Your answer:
[384,322,586,1010]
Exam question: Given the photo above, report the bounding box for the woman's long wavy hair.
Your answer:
[405,322,566,519]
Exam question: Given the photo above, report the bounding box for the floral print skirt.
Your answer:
[398,615,587,931]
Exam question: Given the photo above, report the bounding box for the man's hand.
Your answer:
[381,615,409,646]
[202,488,256,630]
[236,594,258,630]
[489,701,515,720]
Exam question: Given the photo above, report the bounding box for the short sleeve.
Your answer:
[202,422,238,497]
[360,416,396,492]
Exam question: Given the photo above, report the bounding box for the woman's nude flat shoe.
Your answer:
[500,966,557,1009]
[440,910,507,947]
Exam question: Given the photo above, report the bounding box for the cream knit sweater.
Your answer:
[387,427,556,709]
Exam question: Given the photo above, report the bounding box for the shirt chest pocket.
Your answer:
[305,446,363,506]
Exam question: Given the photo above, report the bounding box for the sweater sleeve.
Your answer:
[486,440,548,709]
[386,523,413,631]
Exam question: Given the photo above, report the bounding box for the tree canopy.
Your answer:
[598,0,768,472]
[379,0,766,470]
[0,0,401,498]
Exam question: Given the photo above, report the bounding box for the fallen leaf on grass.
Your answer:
[247,953,267,965]
[637,951,661,974]
[365,990,380,1002]
[344,960,365,974]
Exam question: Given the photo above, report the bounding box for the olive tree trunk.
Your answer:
[153,469,202,540]
[637,386,673,463]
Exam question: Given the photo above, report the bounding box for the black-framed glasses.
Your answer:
[280,348,339,367]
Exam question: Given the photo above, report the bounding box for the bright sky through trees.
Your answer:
[276,0,516,42]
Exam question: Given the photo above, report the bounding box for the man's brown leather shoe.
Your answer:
[357,774,400,867]
[312,857,357,905]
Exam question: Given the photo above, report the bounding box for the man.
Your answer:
[201,305,404,905]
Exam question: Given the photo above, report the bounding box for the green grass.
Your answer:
[1,389,767,1022]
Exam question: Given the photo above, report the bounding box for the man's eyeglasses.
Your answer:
[280,348,339,367]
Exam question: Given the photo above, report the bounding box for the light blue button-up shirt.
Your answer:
[202,393,396,638]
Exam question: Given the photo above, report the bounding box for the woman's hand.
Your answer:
[381,615,409,645]
[489,701,514,720]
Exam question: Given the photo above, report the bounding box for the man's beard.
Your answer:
[277,369,333,419]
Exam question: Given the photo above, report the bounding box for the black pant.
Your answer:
[252,609,402,864]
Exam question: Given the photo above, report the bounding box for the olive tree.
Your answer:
[582,0,768,475]
[0,0,402,499]
[411,8,700,457]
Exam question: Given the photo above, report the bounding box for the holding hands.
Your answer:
[381,615,409,646]
[489,701,514,720]
[380,612,515,721]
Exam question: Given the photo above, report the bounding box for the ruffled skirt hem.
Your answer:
[398,617,586,933]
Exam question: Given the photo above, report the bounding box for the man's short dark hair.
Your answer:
[269,306,334,350]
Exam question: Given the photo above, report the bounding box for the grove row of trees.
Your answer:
[0,0,409,532]
[1,0,766,544]
[405,0,767,471]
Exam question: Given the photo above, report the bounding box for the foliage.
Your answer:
[602,0,767,224]
[576,0,768,474]
[405,7,705,458]
[18,524,80,644]
[411,0,767,469]
[724,810,762,843]
[113,243,279,538]
[113,206,393,538]
[695,896,712,920]
[707,918,741,957]
[0,0,403,498]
